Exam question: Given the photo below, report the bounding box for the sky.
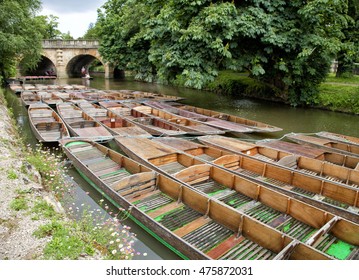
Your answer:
[40,0,107,38]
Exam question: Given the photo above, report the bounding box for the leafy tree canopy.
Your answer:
[0,0,44,83]
[98,0,351,105]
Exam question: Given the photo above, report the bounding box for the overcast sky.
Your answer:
[40,0,107,38]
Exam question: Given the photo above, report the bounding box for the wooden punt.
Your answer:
[112,137,359,259]
[145,101,282,134]
[77,101,152,138]
[21,91,41,107]
[130,105,226,135]
[286,133,359,157]
[61,139,345,260]
[316,131,359,147]
[56,103,113,142]
[153,137,359,221]
[37,91,63,106]
[28,103,70,143]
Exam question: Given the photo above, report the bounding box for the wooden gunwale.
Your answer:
[28,103,70,142]
[61,139,333,260]
[316,131,359,147]
[286,133,359,157]
[56,102,113,142]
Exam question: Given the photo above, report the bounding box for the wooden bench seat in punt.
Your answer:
[73,126,110,137]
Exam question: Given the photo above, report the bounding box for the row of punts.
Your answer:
[10,83,359,260]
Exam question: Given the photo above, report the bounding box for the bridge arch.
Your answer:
[19,55,57,76]
[39,40,114,79]
[66,54,103,78]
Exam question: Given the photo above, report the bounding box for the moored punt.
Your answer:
[77,101,152,138]
[286,133,359,157]
[61,139,348,260]
[316,131,359,147]
[112,137,359,259]
[28,103,70,143]
[21,91,41,107]
[37,91,63,106]
[145,101,282,134]
[56,103,113,142]
[153,137,359,221]
[131,105,226,135]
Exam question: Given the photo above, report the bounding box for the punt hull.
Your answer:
[28,104,70,143]
[61,140,335,260]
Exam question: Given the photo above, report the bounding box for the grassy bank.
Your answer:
[208,71,359,114]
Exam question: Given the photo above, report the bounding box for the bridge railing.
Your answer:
[42,40,100,49]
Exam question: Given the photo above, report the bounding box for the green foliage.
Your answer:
[336,0,359,77]
[7,169,18,180]
[98,0,350,105]
[82,22,101,39]
[35,15,62,39]
[10,197,28,211]
[0,0,43,82]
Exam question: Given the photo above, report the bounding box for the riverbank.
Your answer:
[207,71,359,114]
[0,93,52,259]
[0,89,137,260]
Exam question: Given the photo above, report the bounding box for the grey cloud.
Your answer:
[41,0,106,13]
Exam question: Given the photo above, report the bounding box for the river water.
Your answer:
[3,77,359,260]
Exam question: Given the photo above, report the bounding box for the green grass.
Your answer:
[317,83,359,114]
[31,198,58,220]
[10,197,28,211]
[33,209,136,260]
[325,73,359,84]
[7,169,18,180]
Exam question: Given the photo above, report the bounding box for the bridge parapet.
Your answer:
[42,40,100,49]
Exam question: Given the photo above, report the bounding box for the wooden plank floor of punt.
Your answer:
[192,179,228,196]
[219,238,275,260]
[181,220,234,253]
[158,162,187,174]
[206,235,246,259]
[154,205,203,231]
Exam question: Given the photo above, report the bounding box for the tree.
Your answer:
[98,0,350,105]
[35,14,62,39]
[98,0,160,82]
[0,0,43,83]
[61,31,74,40]
[82,22,101,39]
[336,0,359,77]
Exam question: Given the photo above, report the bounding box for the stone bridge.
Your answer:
[20,40,115,79]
